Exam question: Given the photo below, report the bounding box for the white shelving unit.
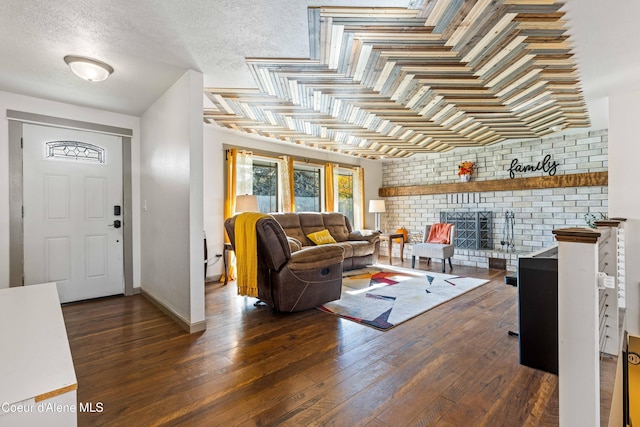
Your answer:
[552,220,625,427]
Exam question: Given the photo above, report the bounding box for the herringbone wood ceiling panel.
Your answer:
[204,0,588,159]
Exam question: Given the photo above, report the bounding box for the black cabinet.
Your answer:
[517,246,558,375]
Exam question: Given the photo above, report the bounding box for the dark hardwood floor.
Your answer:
[62,259,615,426]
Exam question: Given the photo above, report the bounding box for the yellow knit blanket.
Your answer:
[235,212,268,297]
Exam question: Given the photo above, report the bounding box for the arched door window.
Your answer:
[46,141,105,164]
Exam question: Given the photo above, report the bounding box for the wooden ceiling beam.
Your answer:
[204,1,588,158]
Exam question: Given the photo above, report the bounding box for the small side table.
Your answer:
[223,242,233,286]
[379,233,404,265]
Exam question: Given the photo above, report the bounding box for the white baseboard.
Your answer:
[140,288,206,334]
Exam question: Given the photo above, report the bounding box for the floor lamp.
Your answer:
[369,200,386,231]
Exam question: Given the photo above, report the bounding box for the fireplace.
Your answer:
[440,211,493,250]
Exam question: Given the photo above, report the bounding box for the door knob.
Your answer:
[108,220,122,229]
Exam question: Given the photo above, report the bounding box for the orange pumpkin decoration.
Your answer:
[395,227,408,243]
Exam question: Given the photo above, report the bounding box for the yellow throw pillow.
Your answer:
[307,229,337,245]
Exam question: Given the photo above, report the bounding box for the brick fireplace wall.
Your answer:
[381,130,608,271]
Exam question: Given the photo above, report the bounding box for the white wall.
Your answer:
[140,70,204,328]
[364,157,384,230]
[203,125,226,279]
[202,125,383,279]
[609,90,640,335]
[0,90,141,289]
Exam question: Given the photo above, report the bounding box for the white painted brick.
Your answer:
[532,189,554,196]
[569,131,592,140]
[566,155,589,164]
[544,218,567,226]
[588,193,608,200]
[556,188,578,195]
[577,200,605,207]
[552,202,577,208]
[512,201,532,208]
[531,201,553,208]
[577,187,601,194]
[553,140,578,149]
[589,129,608,137]
[577,136,603,145]
[585,151,605,158]
[542,208,566,214]
[543,195,566,202]
[562,206,591,213]
[380,129,608,259]
[532,213,554,219]
[553,212,579,219]
[577,161,603,169]
[588,140,608,149]
[541,136,566,144]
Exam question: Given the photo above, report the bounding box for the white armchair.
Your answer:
[411,224,456,273]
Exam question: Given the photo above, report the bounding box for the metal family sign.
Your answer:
[508,154,559,179]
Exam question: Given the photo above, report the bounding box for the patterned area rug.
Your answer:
[319,265,489,330]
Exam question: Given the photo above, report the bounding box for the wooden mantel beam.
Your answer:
[378,171,608,197]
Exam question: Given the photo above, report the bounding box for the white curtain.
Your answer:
[332,166,340,211]
[352,167,364,230]
[235,150,253,197]
[277,155,294,212]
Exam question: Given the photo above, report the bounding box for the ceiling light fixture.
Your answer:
[63,55,114,82]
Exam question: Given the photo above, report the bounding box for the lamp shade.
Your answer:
[235,194,258,213]
[369,200,386,213]
[64,55,114,82]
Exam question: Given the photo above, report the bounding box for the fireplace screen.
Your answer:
[440,211,493,250]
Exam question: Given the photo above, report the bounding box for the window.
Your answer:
[252,161,278,213]
[337,173,354,225]
[229,149,361,222]
[294,166,321,212]
[46,141,105,164]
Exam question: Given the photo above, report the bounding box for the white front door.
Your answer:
[23,123,124,303]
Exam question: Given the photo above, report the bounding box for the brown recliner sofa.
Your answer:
[270,212,380,271]
[225,215,345,312]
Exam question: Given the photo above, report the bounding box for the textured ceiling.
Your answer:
[204,0,589,159]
